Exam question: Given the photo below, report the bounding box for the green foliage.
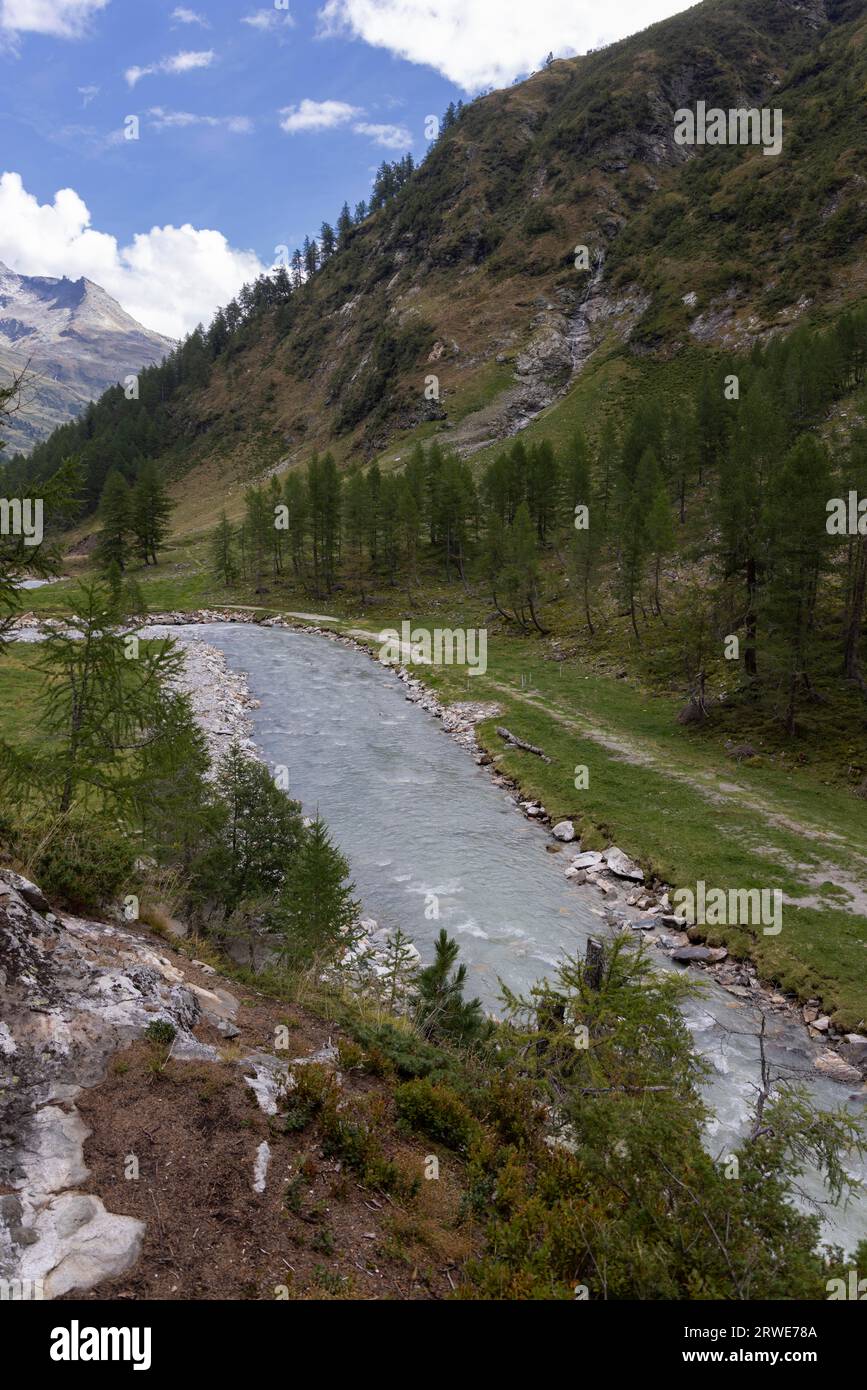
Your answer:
[20,814,137,911]
[0,581,195,819]
[145,1020,177,1047]
[269,814,359,970]
[96,471,132,573]
[416,929,491,1047]
[460,938,864,1300]
[131,460,173,566]
[395,1078,480,1153]
[278,1063,337,1133]
[190,743,304,913]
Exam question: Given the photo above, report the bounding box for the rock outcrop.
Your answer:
[0,871,206,1297]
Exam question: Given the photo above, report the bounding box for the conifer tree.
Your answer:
[416,929,489,1046]
[131,459,173,565]
[211,512,236,586]
[763,436,831,734]
[273,814,359,970]
[283,471,308,578]
[96,470,132,573]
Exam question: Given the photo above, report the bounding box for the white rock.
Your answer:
[552,821,576,842]
[20,1194,145,1299]
[571,851,604,869]
[603,847,644,881]
[252,1142,271,1195]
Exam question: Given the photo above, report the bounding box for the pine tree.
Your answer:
[501,502,546,632]
[646,479,674,616]
[131,459,173,565]
[211,512,236,586]
[416,929,488,1046]
[319,222,336,260]
[0,580,184,816]
[336,202,353,246]
[343,468,371,598]
[396,477,420,585]
[308,452,342,593]
[96,470,132,573]
[194,743,305,912]
[283,471,308,578]
[378,928,419,1012]
[763,436,831,734]
[273,814,359,970]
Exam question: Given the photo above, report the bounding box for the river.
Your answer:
[167,622,867,1251]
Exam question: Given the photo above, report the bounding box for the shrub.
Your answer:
[278,1063,336,1133]
[395,1079,480,1154]
[25,816,137,911]
[145,1020,177,1047]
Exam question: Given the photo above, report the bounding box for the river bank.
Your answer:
[126,607,867,1084]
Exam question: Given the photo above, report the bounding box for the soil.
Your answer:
[62,930,474,1301]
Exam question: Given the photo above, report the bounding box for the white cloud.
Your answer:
[78,83,99,106]
[171,6,209,25]
[148,106,253,134]
[242,7,294,29]
[352,120,411,149]
[0,171,264,339]
[279,98,360,133]
[0,0,109,38]
[317,0,692,91]
[125,49,215,87]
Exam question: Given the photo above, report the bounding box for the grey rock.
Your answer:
[814,1051,863,1086]
[0,870,50,914]
[603,847,644,881]
[552,821,576,843]
[571,851,603,870]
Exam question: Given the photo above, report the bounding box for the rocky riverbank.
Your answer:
[16,605,867,1076]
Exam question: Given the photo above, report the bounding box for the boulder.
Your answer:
[0,869,50,914]
[814,1051,863,1086]
[552,821,576,843]
[603,847,644,881]
[571,851,604,870]
[675,945,716,967]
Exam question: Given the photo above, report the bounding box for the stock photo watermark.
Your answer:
[379,622,488,676]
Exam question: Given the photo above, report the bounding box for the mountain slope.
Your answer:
[10,0,867,513]
[0,262,173,455]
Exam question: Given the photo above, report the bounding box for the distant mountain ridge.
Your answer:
[0,262,173,455]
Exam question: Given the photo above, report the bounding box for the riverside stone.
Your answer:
[814,1051,863,1086]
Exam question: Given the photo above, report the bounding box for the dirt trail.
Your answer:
[484,679,867,916]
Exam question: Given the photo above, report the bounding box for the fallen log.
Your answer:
[496,726,551,763]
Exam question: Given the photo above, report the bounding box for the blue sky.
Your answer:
[0,1,690,337]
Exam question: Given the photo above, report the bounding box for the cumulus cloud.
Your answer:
[317,0,692,91]
[0,171,264,339]
[242,7,294,30]
[125,49,215,88]
[279,98,360,132]
[171,6,209,25]
[278,100,411,149]
[148,106,253,134]
[0,0,109,38]
[352,120,411,149]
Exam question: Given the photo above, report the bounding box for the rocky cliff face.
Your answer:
[0,262,173,455]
